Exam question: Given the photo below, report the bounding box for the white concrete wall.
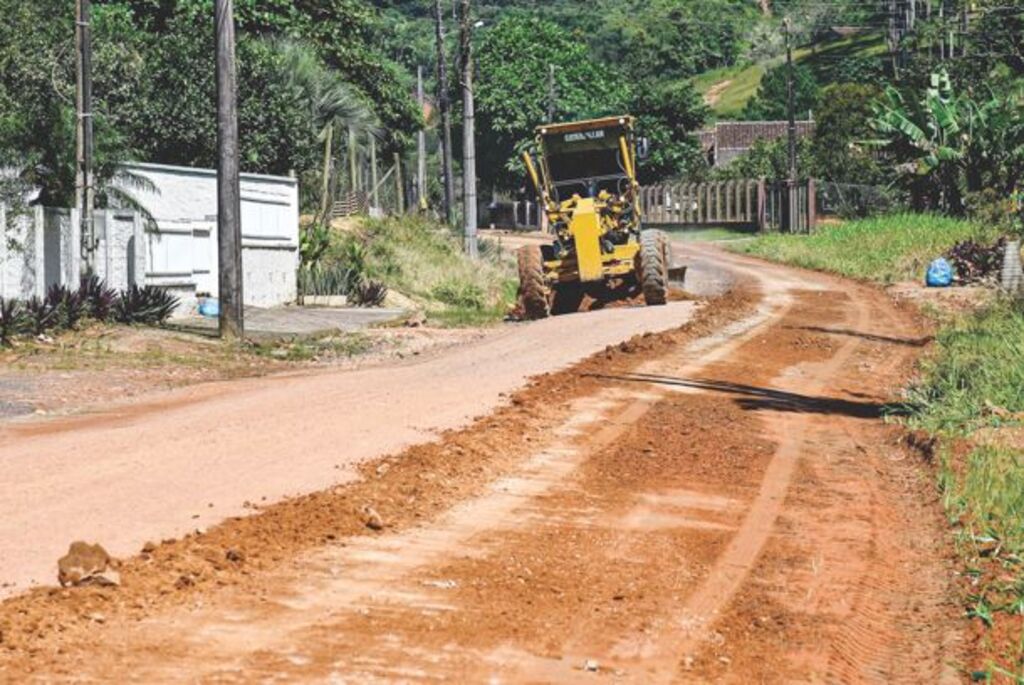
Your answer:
[117,163,300,311]
[1,206,80,301]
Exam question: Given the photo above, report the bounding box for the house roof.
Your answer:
[712,121,816,149]
[697,121,816,153]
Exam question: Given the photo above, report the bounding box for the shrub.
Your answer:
[79,274,117,322]
[350,279,388,307]
[46,284,86,330]
[947,239,1006,284]
[25,295,60,335]
[115,285,179,325]
[432,279,487,310]
[0,297,27,346]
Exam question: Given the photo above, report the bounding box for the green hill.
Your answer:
[694,32,888,119]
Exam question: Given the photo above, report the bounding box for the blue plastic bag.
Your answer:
[926,258,953,288]
[198,298,220,318]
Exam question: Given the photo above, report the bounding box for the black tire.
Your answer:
[517,245,550,319]
[638,229,668,306]
[551,283,585,315]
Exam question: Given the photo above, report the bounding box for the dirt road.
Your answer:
[0,301,700,600]
[0,245,961,682]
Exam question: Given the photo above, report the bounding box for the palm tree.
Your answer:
[274,40,379,230]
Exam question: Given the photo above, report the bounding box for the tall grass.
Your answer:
[736,213,1000,284]
[905,300,1024,434]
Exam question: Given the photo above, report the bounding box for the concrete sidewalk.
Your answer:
[176,306,407,337]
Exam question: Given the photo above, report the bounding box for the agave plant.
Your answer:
[350,279,389,307]
[46,283,86,330]
[0,297,28,346]
[25,295,60,335]
[115,285,179,325]
[79,273,118,322]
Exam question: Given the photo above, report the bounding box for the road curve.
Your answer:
[0,300,698,599]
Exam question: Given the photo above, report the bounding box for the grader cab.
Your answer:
[518,116,673,319]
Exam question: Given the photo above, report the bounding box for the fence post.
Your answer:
[807,178,816,233]
[394,153,405,214]
[757,178,767,232]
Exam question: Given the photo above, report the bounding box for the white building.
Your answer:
[119,163,300,311]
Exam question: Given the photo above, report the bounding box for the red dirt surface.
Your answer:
[0,246,965,682]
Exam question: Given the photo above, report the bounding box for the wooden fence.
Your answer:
[640,178,816,233]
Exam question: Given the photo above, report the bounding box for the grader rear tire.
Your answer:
[517,245,550,320]
[639,229,669,306]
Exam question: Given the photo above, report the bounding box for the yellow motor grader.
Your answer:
[518,115,675,319]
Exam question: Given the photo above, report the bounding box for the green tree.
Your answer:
[743,63,819,121]
[811,83,884,183]
[632,80,709,183]
[474,15,629,190]
[597,0,754,82]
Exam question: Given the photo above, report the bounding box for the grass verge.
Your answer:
[733,213,999,284]
[902,299,1024,679]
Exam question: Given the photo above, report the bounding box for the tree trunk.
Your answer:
[318,124,334,226]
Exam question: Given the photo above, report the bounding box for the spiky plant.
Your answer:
[79,273,118,322]
[0,297,28,346]
[115,285,179,325]
[46,283,86,330]
[351,279,389,307]
[25,295,59,335]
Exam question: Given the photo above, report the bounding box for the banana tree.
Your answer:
[867,69,990,213]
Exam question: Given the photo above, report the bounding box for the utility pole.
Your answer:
[76,0,96,272]
[215,0,244,339]
[370,135,379,211]
[784,18,799,233]
[434,0,455,226]
[547,63,557,123]
[460,0,478,258]
[417,66,427,210]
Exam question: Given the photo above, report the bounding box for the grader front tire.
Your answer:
[639,229,669,306]
[517,245,551,320]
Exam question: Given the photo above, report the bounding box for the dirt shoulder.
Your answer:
[0,321,489,423]
[0,248,963,682]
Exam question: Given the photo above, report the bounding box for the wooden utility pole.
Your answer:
[417,66,428,209]
[75,0,83,253]
[547,63,557,122]
[395,153,406,214]
[434,0,455,226]
[784,18,799,233]
[76,0,96,272]
[460,0,478,258]
[370,135,379,210]
[215,0,244,339]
